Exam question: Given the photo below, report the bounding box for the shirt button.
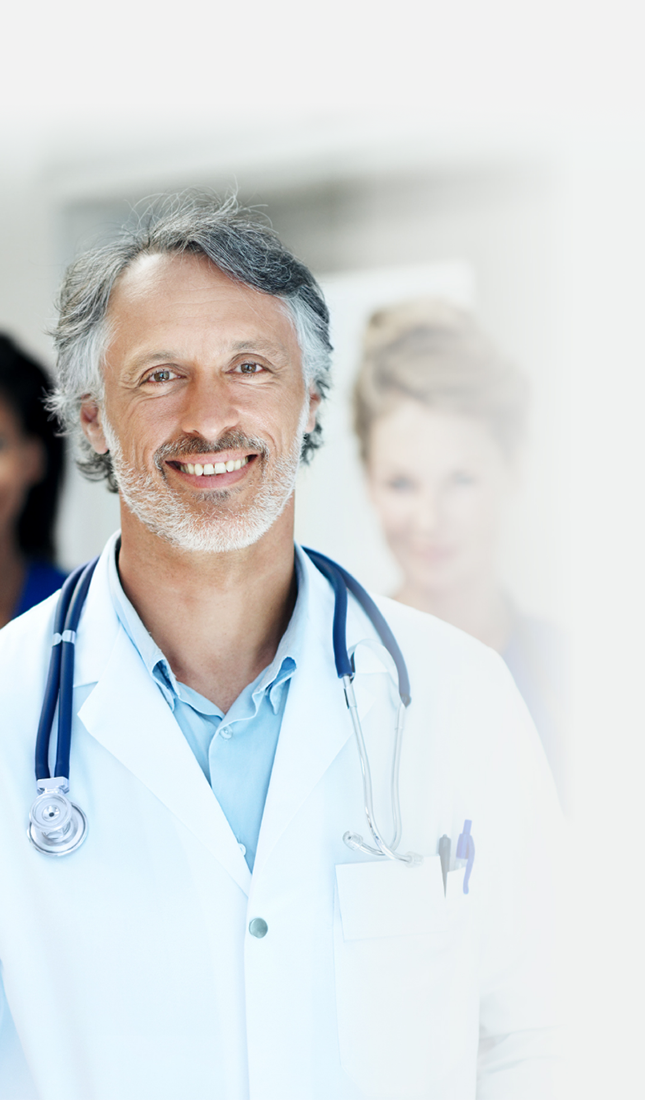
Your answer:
[219,727,232,740]
[248,918,268,939]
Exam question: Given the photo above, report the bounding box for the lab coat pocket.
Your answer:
[334,857,477,1098]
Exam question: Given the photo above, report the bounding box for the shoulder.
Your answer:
[0,594,60,753]
[370,591,513,689]
[0,590,58,662]
[365,593,551,775]
[506,610,566,664]
[0,539,120,712]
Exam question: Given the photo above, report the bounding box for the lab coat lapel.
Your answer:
[73,542,251,896]
[253,554,375,873]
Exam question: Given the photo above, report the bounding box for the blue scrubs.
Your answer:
[13,560,67,619]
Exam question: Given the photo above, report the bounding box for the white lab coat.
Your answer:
[0,537,562,1100]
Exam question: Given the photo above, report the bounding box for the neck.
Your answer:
[0,532,26,628]
[117,500,298,713]
[396,572,512,652]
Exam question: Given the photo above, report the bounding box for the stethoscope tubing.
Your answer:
[303,548,411,706]
[304,548,419,866]
[35,564,85,780]
[35,558,99,782]
[31,549,419,864]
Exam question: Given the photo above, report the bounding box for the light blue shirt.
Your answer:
[107,544,308,870]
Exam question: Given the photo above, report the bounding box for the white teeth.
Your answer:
[178,455,250,475]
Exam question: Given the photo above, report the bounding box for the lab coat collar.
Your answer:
[73,531,122,687]
[71,535,390,893]
[74,533,252,895]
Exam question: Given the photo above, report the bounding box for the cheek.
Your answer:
[0,456,32,520]
[369,484,417,537]
[112,404,171,461]
[448,484,502,539]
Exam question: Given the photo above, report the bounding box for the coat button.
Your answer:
[248,917,268,938]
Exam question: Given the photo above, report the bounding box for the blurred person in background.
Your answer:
[354,299,567,804]
[0,335,66,626]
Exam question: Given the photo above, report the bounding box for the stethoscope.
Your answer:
[28,548,421,865]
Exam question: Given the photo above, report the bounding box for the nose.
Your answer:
[415,488,442,535]
[179,374,241,441]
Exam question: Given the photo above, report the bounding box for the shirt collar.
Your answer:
[107,540,309,715]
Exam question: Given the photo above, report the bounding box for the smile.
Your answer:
[175,456,250,477]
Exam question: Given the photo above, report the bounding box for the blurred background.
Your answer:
[52,147,564,629]
[2,0,645,1092]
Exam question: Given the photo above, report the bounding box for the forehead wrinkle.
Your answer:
[129,350,180,368]
[230,338,292,360]
[125,337,292,368]
[105,255,301,375]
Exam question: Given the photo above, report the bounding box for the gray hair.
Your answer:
[49,191,332,488]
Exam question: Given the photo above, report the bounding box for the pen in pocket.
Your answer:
[438,834,451,895]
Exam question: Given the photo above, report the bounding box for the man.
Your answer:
[0,194,561,1100]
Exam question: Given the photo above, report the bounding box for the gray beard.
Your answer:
[102,411,308,553]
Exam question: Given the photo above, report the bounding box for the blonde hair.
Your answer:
[353,298,528,462]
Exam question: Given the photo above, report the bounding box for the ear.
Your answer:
[305,387,322,435]
[80,396,109,454]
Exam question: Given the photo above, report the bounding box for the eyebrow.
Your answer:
[125,339,292,375]
[127,351,178,370]
[229,339,291,358]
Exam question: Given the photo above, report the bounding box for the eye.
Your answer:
[388,475,416,492]
[450,470,477,486]
[233,361,265,375]
[143,368,181,384]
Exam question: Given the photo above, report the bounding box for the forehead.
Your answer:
[370,401,503,465]
[105,251,298,359]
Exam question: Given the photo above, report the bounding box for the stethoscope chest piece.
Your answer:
[28,779,88,857]
[29,557,98,857]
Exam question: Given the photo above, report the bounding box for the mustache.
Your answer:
[153,431,270,469]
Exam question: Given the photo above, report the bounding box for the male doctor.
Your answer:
[0,194,561,1100]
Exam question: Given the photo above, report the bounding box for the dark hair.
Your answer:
[0,335,65,559]
[50,191,332,488]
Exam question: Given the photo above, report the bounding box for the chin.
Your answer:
[403,558,466,595]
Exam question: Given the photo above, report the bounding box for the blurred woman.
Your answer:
[0,334,66,627]
[353,299,567,803]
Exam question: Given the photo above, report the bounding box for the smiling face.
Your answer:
[81,251,319,554]
[366,400,513,596]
